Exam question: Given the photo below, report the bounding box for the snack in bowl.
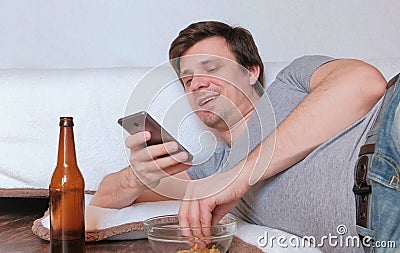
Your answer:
[143,215,236,253]
[176,243,220,253]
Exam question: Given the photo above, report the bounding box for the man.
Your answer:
[90,21,386,252]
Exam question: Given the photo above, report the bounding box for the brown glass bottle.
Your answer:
[50,117,85,253]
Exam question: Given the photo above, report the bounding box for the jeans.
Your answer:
[367,74,400,253]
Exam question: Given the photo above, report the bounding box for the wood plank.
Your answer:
[0,198,153,253]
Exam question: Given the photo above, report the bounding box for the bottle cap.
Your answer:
[59,117,74,127]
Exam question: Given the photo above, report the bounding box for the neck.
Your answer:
[57,126,77,167]
[212,88,261,146]
[220,91,262,146]
[219,109,255,146]
[222,88,262,146]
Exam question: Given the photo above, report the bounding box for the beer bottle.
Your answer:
[50,117,85,253]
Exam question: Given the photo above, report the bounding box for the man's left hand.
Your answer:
[178,168,250,238]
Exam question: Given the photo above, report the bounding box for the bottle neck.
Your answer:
[56,126,77,167]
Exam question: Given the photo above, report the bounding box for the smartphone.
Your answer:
[117,111,193,162]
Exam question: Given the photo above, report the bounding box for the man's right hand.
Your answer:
[125,131,192,189]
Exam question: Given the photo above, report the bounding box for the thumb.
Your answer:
[211,207,228,226]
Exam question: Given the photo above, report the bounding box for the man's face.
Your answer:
[179,37,259,130]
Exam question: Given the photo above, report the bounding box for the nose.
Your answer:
[189,74,211,91]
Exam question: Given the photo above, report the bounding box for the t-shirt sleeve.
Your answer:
[275,55,335,93]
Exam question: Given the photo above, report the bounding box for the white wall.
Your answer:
[0,0,399,69]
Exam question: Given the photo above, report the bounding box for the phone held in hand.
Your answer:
[117,111,193,162]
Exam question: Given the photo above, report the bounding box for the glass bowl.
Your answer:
[143,214,237,253]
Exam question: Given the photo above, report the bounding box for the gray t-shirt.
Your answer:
[187,55,380,253]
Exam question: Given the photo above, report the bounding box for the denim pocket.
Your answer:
[369,154,400,191]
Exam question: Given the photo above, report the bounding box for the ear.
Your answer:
[247,65,261,85]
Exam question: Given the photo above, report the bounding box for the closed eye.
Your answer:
[180,74,192,88]
[207,66,220,73]
[185,78,192,87]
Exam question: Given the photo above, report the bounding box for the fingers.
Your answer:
[125,131,151,151]
[126,131,190,163]
[147,141,178,159]
[188,200,204,239]
[163,163,192,176]
[126,131,179,158]
[125,131,192,190]
[178,174,244,243]
[200,203,213,238]
[179,185,192,230]
[211,208,226,227]
[179,202,212,248]
[156,151,190,166]
[178,200,195,247]
[179,183,214,242]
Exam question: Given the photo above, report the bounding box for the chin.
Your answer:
[196,111,226,129]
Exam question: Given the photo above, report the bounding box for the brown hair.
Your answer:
[169,21,265,94]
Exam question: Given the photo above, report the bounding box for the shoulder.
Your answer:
[310,58,387,92]
[273,55,335,92]
[279,55,335,75]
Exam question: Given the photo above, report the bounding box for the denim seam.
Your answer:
[369,154,400,191]
[367,173,400,191]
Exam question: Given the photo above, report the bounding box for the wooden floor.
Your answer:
[0,198,153,253]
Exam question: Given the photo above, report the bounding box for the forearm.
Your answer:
[89,166,146,208]
[90,166,190,208]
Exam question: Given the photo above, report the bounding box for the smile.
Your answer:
[198,94,219,107]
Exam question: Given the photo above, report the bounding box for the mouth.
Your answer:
[197,94,219,107]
